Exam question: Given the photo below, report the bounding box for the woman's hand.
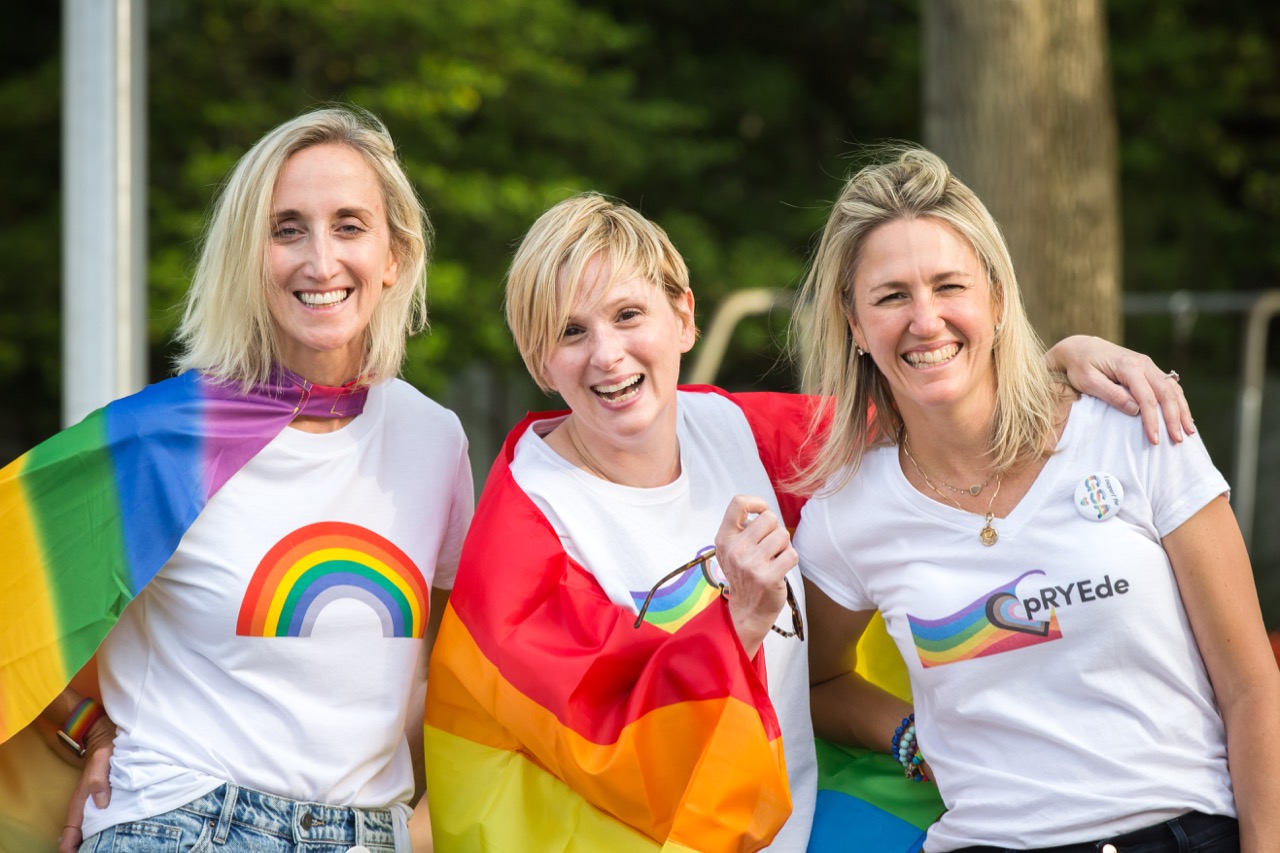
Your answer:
[714,495,797,657]
[58,716,115,853]
[1045,334,1193,444]
[408,791,434,852]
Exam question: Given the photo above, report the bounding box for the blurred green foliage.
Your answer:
[0,3,61,462]
[144,0,689,402]
[0,0,923,460]
[1,0,1278,486]
[1113,0,1280,295]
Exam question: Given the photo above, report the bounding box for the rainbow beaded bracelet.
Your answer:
[890,713,928,783]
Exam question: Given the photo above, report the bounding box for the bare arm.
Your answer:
[806,579,914,752]
[39,688,115,853]
[1046,335,1193,445]
[408,794,434,852]
[1163,496,1280,852]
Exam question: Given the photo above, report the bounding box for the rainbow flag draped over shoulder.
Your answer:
[426,388,820,852]
[426,385,944,851]
[0,369,361,741]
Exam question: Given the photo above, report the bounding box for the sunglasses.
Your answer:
[633,547,804,640]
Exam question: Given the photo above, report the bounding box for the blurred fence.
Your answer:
[1122,291,1280,551]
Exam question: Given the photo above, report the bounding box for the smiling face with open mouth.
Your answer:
[543,254,696,466]
[266,142,399,385]
[848,216,1001,423]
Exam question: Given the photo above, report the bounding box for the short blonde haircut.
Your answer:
[791,146,1059,495]
[174,105,430,387]
[505,192,692,392]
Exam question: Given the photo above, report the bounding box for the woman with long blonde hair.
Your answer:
[795,146,1279,852]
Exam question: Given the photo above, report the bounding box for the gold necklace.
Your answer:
[562,418,681,487]
[939,472,995,497]
[901,434,1003,546]
[900,433,995,496]
[564,418,621,484]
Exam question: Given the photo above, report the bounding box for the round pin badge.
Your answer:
[1074,472,1124,521]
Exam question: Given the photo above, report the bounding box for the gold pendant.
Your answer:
[979,517,998,546]
[969,484,982,496]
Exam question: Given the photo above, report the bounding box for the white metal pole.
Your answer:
[62,0,146,426]
[1234,290,1280,552]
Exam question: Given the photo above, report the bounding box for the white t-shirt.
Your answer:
[796,395,1234,852]
[84,379,473,837]
[509,390,816,853]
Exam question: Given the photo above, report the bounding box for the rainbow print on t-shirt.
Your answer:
[236,521,427,639]
[629,549,722,634]
[907,569,1062,668]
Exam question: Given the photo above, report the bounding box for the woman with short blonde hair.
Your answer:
[505,191,692,391]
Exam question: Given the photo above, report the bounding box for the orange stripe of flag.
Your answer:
[426,608,789,851]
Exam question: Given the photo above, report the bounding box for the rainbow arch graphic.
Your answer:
[907,570,1062,668]
[629,550,721,634]
[236,521,427,638]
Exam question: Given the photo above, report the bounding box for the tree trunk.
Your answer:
[922,0,1122,345]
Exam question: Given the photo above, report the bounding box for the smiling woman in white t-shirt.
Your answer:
[15,106,473,853]
[791,146,1280,853]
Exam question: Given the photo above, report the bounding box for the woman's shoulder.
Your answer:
[676,386,754,433]
[379,378,463,427]
[374,380,469,458]
[677,386,818,451]
[805,442,897,512]
[1066,392,1151,446]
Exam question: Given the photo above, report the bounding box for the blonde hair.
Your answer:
[173,105,430,386]
[505,192,692,392]
[791,146,1059,495]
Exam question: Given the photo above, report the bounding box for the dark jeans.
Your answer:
[953,812,1238,853]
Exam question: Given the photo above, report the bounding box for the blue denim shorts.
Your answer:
[79,782,404,852]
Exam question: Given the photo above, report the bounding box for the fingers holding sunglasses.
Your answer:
[715,495,798,657]
[715,496,796,575]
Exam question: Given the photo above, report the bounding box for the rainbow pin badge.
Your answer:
[1074,472,1124,522]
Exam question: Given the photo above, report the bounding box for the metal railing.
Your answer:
[686,287,1280,551]
[1126,290,1280,549]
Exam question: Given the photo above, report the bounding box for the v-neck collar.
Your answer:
[886,402,1082,544]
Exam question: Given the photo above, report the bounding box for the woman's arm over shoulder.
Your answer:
[1163,496,1280,850]
[1046,335,1194,445]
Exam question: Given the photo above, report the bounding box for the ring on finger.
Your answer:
[1166,370,1180,383]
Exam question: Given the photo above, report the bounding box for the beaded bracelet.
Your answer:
[890,713,928,783]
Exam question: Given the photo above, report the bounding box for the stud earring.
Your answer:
[855,345,866,357]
